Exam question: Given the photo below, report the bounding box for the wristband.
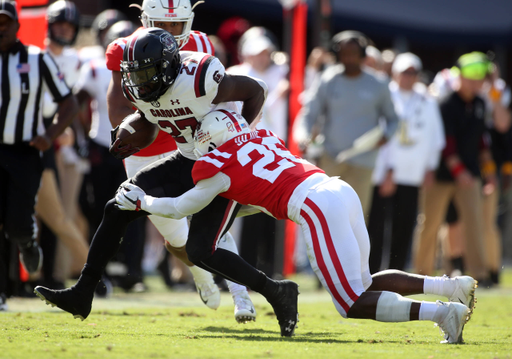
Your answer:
[450,163,466,178]
[481,161,497,176]
[502,161,512,176]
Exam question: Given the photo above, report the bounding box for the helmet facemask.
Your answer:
[121,29,182,103]
[121,59,165,103]
[139,0,195,49]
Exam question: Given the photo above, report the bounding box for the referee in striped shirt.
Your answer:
[0,0,78,307]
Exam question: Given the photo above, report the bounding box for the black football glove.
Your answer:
[109,126,140,159]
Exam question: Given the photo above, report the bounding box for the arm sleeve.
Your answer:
[142,172,231,219]
[40,52,72,102]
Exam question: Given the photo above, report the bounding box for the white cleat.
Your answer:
[233,291,256,324]
[446,275,477,316]
[195,281,221,310]
[435,301,471,344]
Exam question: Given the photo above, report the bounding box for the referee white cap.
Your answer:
[0,0,17,20]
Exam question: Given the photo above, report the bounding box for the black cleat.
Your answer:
[34,286,93,321]
[267,280,299,337]
[19,240,43,274]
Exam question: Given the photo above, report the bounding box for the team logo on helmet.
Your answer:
[160,33,177,53]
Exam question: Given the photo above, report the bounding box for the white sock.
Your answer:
[419,301,441,321]
[188,265,214,284]
[423,276,450,296]
[227,281,248,297]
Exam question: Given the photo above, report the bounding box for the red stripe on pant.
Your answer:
[301,198,360,311]
[211,200,236,254]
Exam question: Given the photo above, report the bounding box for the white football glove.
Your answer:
[115,183,147,212]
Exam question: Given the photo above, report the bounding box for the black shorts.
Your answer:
[129,151,240,261]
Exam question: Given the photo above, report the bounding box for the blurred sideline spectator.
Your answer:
[216,16,250,67]
[78,9,127,64]
[208,34,228,66]
[299,30,398,219]
[414,52,494,284]
[0,0,79,307]
[381,48,398,78]
[36,0,90,290]
[480,62,512,284]
[364,45,387,78]
[368,53,445,273]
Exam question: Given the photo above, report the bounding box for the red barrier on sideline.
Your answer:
[283,1,307,277]
[16,0,48,48]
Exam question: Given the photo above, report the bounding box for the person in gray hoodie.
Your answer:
[300,31,398,218]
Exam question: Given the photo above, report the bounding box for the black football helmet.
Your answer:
[91,9,128,45]
[121,28,181,103]
[46,0,81,46]
[102,20,137,49]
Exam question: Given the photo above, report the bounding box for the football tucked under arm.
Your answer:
[115,173,230,219]
[109,112,159,159]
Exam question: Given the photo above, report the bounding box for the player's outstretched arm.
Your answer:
[116,173,230,218]
[213,74,268,125]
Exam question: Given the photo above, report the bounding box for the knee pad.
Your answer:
[149,215,188,248]
[217,232,239,255]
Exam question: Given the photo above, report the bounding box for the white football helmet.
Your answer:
[194,110,251,159]
[139,0,195,49]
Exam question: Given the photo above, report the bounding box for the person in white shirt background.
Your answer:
[367,52,445,274]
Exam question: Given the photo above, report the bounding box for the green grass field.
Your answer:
[1,270,512,359]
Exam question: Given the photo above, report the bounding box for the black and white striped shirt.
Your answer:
[0,41,71,145]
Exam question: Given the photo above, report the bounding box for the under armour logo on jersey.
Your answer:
[170,99,180,105]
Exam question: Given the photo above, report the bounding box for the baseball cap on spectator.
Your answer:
[452,51,491,80]
[0,1,18,20]
[392,52,422,74]
[241,34,275,57]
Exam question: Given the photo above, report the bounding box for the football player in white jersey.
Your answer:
[104,0,255,320]
[116,109,479,344]
[35,29,299,337]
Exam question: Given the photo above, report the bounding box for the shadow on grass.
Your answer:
[200,326,409,344]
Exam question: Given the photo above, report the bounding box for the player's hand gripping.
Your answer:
[109,126,140,159]
[115,183,147,211]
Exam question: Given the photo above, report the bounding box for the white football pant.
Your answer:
[298,178,372,318]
